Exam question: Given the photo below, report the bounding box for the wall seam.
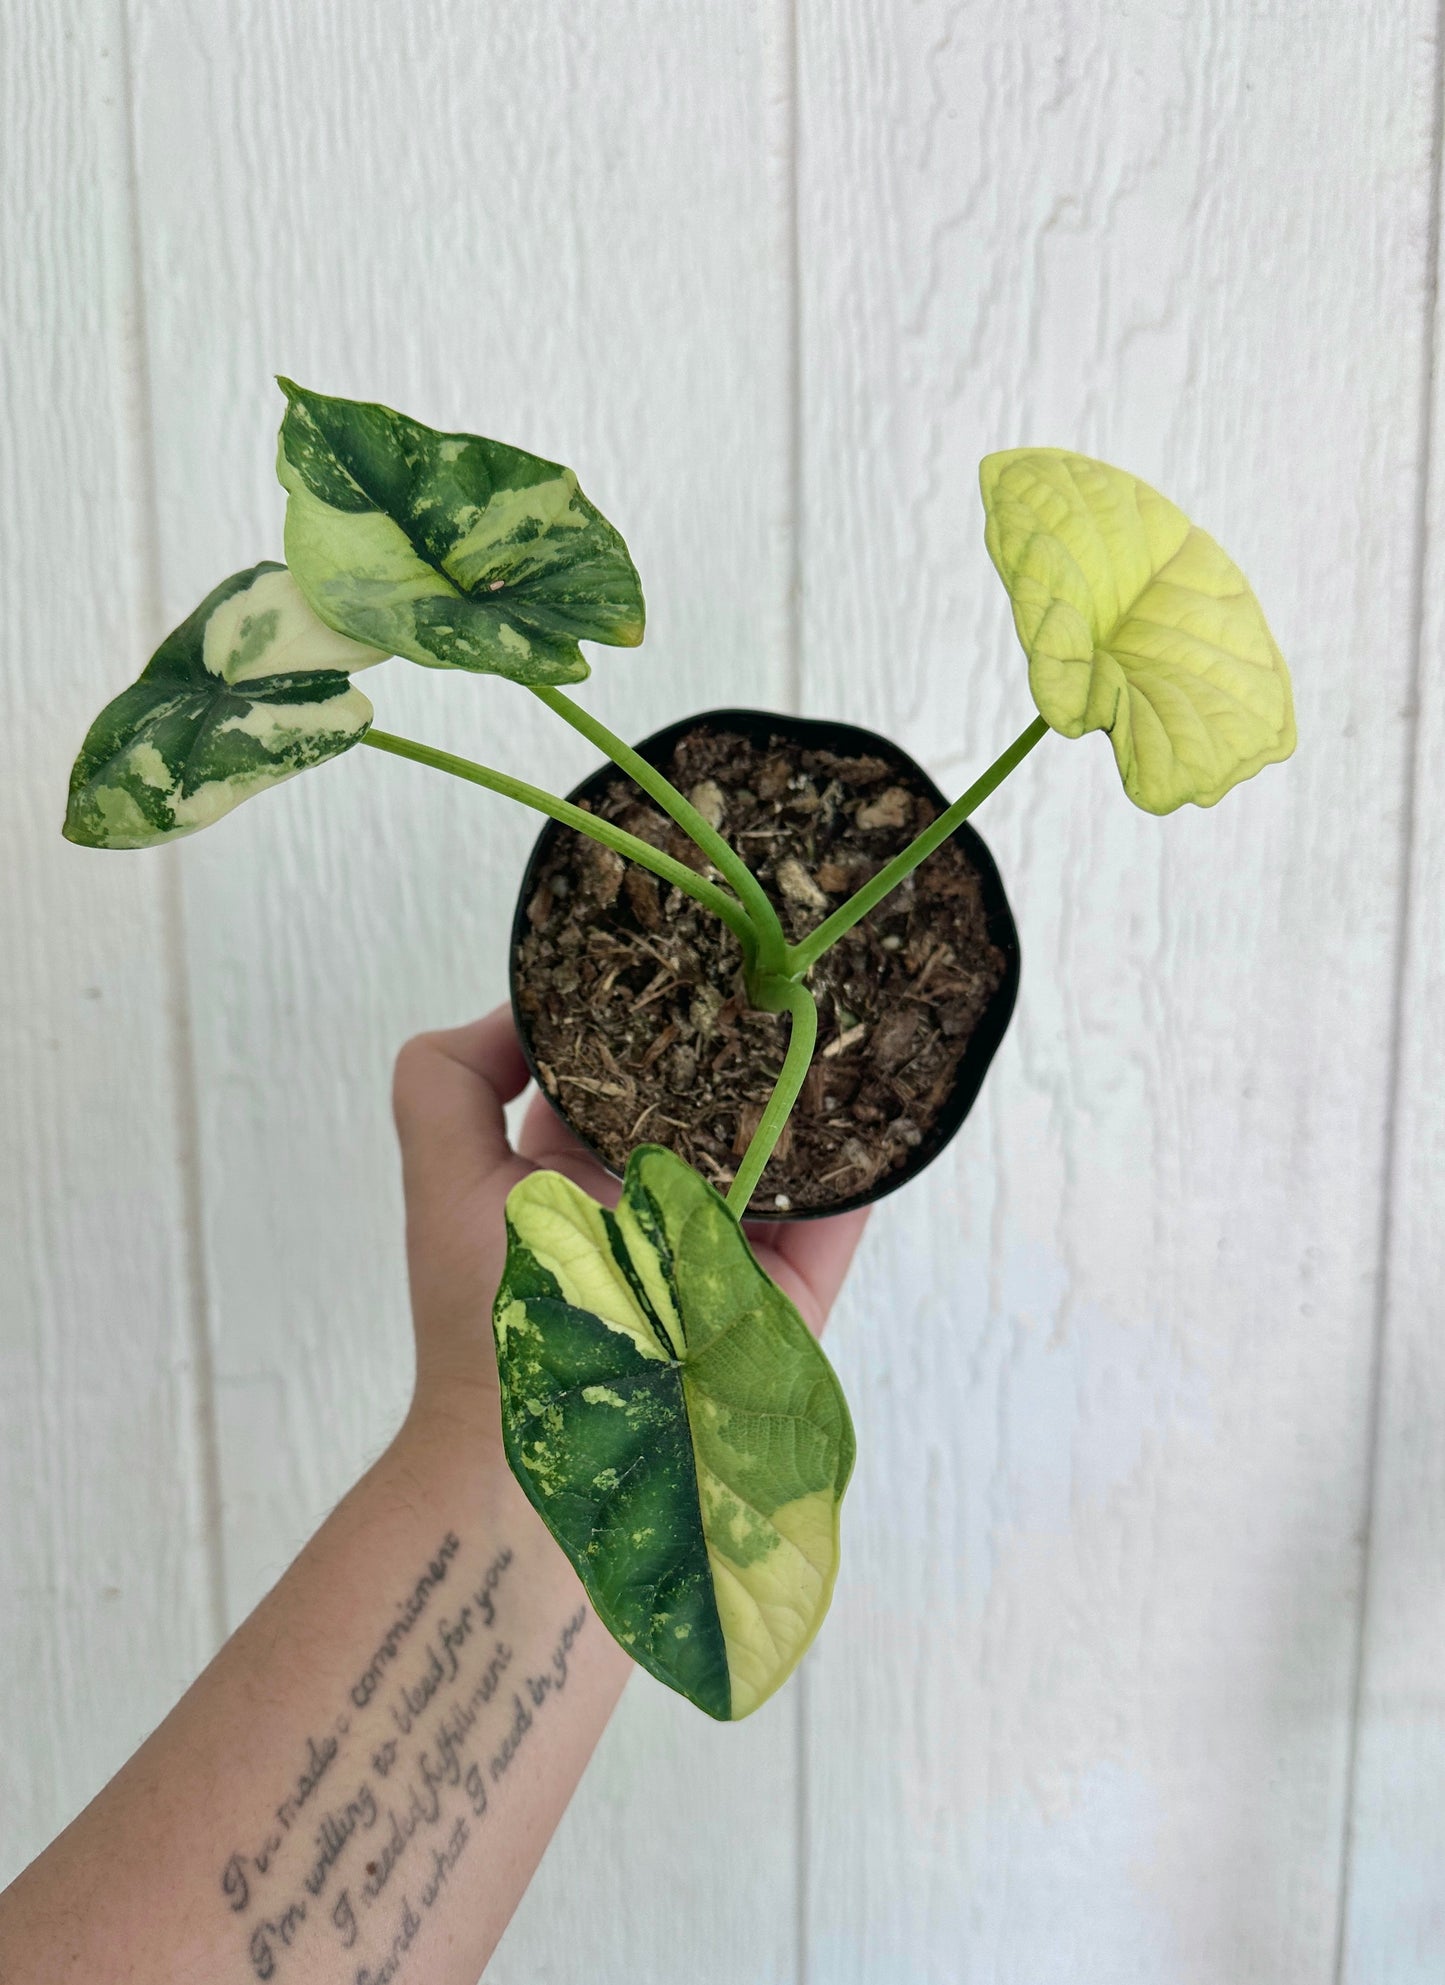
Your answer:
[104,0,230,1651]
[780,3,809,1978]
[782,0,804,720]
[1330,9,1445,1977]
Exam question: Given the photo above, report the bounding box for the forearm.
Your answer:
[0,1402,632,1984]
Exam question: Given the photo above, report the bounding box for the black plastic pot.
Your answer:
[509,708,1020,1219]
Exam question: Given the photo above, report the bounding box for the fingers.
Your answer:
[516,1088,623,1206]
[393,1007,535,1401]
[751,1207,870,1335]
[392,1005,530,1207]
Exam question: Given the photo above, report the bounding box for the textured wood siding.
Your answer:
[2,4,1440,1979]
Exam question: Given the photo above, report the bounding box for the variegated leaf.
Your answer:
[494,1145,855,1721]
[980,447,1296,813]
[63,562,382,849]
[276,379,645,687]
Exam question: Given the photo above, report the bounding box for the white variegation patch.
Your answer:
[695,1464,835,1719]
[203,564,388,683]
[506,1171,670,1363]
[279,455,460,664]
[211,691,371,745]
[442,473,587,592]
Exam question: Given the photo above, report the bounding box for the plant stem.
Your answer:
[362,729,758,952]
[725,977,819,1218]
[532,686,791,980]
[785,715,1049,977]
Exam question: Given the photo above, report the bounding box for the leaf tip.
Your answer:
[614,605,647,649]
[59,805,97,849]
[977,444,1058,499]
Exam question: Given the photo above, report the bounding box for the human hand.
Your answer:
[392,1004,869,1452]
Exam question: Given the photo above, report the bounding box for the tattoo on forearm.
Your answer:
[221,1722,352,1913]
[349,1533,463,1711]
[216,1531,590,1984]
[303,1785,378,1900]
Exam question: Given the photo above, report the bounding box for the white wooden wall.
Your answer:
[3,3,1441,1977]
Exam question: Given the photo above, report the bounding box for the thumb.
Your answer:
[392,1008,531,1216]
[392,1010,532,1392]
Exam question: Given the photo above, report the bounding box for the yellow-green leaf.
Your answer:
[979,448,1296,813]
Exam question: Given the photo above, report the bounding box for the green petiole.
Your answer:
[725,976,820,1217]
[783,716,1049,979]
[362,729,758,953]
[533,687,792,982]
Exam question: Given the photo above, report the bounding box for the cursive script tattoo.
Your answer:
[220,1720,351,1914]
[524,1608,587,1709]
[301,1784,379,1900]
[349,1533,462,1711]
[213,1530,590,1985]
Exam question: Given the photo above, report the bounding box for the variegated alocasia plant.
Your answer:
[62,383,1296,1718]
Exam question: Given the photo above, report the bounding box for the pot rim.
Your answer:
[508,706,1020,1220]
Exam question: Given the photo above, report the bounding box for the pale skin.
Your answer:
[0,1005,867,1985]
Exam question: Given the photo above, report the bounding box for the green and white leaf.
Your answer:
[276,379,645,687]
[493,1146,855,1721]
[63,562,383,849]
[980,447,1296,813]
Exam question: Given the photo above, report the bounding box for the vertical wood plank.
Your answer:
[127,3,799,1977]
[1341,27,1445,1975]
[0,0,215,1884]
[796,4,1434,1978]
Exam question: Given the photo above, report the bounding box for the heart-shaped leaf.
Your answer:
[276,380,645,687]
[63,562,382,849]
[980,448,1296,813]
[493,1145,855,1720]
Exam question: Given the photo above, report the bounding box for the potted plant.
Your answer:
[63,382,1296,1722]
